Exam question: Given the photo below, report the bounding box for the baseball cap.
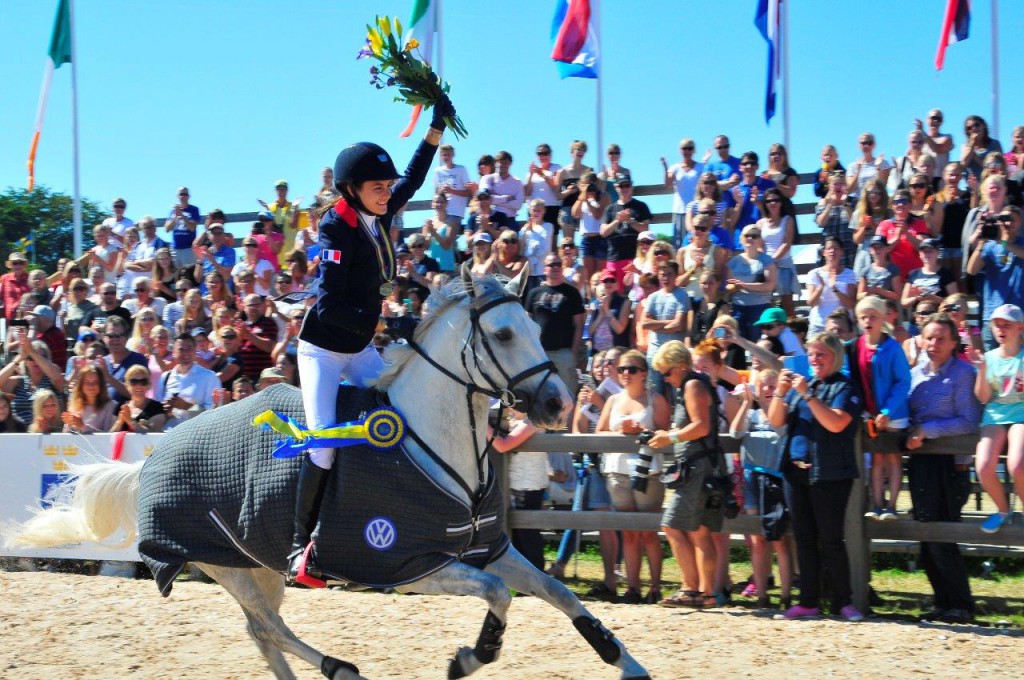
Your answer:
[615,177,634,187]
[637,231,657,242]
[991,304,1024,324]
[191,327,209,338]
[754,307,788,327]
[394,242,411,255]
[207,223,225,233]
[919,237,941,251]
[27,305,56,321]
[77,329,98,342]
[475,190,492,200]
[600,268,617,282]
[274,179,288,188]
[8,252,27,263]
[257,210,274,221]
[868,235,889,248]
[472,232,493,244]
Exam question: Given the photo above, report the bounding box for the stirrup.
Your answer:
[291,542,326,588]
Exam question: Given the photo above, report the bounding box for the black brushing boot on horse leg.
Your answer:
[287,456,330,588]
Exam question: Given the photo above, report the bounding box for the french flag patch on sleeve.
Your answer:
[322,249,342,264]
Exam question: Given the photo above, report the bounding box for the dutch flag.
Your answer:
[935,0,970,71]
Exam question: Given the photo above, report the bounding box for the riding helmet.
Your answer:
[333,142,401,191]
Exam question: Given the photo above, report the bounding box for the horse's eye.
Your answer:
[494,328,513,342]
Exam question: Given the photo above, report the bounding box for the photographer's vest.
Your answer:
[672,371,721,466]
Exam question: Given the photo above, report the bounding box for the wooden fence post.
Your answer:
[845,428,871,612]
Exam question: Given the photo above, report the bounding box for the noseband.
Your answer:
[407,293,556,497]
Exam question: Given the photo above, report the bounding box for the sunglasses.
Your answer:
[860,140,875,145]
[102,291,117,296]
[410,243,425,248]
[701,181,716,186]
[680,146,695,151]
[244,243,258,248]
[698,210,715,216]
[72,286,88,292]
[915,310,937,317]
[128,378,150,386]
[140,316,156,321]
[694,226,710,232]
[740,162,755,167]
[892,199,910,206]
[616,365,644,375]
[544,262,562,268]
[769,151,782,157]
[653,250,670,256]
[105,333,127,339]
[909,183,927,189]
[715,145,730,150]
[114,204,126,209]
[536,151,550,156]
[221,333,238,340]
[765,199,781,204]
[608,151,621,156]
[760,323,779,331]
[744,234,762,240]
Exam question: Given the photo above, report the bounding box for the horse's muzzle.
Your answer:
[519,377,573,429]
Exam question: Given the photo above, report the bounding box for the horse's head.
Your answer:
[456,265,573,428]
[379,265,572,429]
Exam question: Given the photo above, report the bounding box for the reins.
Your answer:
[407,292,556,499]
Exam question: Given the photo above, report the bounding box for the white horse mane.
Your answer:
[373,276,515,390]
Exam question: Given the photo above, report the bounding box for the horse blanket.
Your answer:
[137,384,509,596]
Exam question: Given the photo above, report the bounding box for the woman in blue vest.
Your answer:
[288,97,455,586]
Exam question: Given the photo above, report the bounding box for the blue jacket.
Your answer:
[299,139,437,354]
[844,336,912,422]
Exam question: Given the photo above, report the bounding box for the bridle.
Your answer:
[407,292,556,499]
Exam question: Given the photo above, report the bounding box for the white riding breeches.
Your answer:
[296,339,385,469]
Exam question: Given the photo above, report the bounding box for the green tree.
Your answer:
[0,186,105,274]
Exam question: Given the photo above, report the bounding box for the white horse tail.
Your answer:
[5,460,144,550]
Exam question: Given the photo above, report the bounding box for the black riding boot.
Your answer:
[286,456,330,586]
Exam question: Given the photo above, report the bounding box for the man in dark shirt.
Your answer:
[80,282,133,331]
[97,316,147,404]
[401,234,440,299]
[598,178,652,292]
[236,294,278,381]
[28,305,67,370]
[525,253,585,396]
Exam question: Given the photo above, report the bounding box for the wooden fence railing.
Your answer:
[504,430,1021,612]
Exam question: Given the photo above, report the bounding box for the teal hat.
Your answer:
[753,307,788,326]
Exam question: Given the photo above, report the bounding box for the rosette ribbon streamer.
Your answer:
[253,407,406,458]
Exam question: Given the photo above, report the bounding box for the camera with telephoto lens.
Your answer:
[631,431,655,493]
[980,216,1000,241]
[705,473,740,519]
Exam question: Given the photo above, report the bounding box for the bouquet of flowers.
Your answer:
[359,16,467,139]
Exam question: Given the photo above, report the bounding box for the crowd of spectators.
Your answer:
[3,111,1024,623]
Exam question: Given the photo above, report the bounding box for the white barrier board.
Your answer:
[0,433,162,560]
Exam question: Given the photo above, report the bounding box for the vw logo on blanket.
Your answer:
[364,517,397,551]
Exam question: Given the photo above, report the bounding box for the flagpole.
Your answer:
[435,0,443,97]
[781,0,790,153]
[990,0,1000,139]
[594,0,603,173]
[69,0,82,258]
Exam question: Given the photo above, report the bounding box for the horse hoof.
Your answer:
[447,646,475,679]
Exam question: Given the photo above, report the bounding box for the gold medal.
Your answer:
[379,282,395,296]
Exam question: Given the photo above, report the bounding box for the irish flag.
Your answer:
[27,0,73,192]
[400,0,437,137]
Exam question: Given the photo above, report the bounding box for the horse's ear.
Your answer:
[460,261,476,298]
[505,262,530,298]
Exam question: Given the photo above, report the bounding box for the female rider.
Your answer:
[288,98,455,586]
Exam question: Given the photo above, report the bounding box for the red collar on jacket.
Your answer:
[333,198,359,228]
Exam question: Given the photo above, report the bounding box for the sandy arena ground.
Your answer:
[0,572,1019,679]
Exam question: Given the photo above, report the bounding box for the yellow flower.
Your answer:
[367,29,383,56]
[405,38,420,52]
[377,16,392,38]
[395,17,403,35]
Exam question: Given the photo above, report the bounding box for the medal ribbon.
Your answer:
[360,215,395,288]
[253,407,406,457]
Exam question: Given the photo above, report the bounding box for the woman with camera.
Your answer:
[596,350,671,604]
[767,332,865,622]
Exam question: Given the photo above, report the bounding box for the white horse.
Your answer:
[8,270,652,680]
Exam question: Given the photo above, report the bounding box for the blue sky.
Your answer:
[2,0,1021,237]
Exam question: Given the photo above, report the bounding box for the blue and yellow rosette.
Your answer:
[253,407,406,458]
